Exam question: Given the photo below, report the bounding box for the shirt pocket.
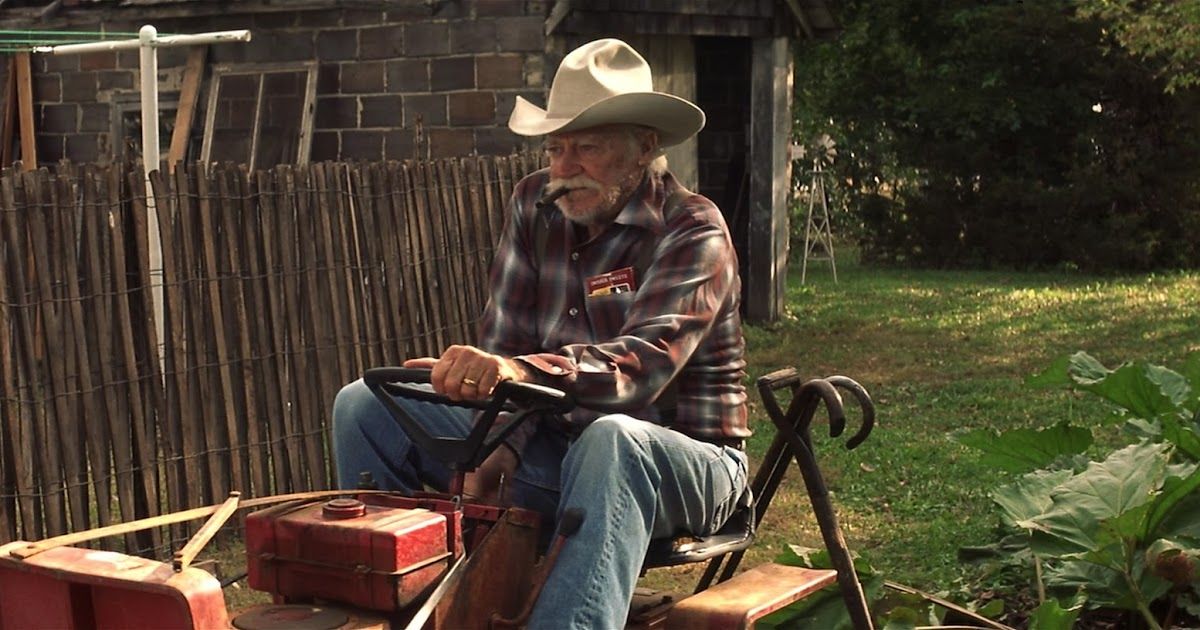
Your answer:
[583,291,636,336]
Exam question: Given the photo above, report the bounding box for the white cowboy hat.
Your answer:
[508,38,705,148]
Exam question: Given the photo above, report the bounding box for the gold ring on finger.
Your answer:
[462,378,478,387]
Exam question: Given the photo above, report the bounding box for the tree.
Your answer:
[793,0,1200,270]
[1077,0,1200,93]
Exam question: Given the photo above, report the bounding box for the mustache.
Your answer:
[538,186,573,205]
[543,176,606,203]
[539,177,609,209]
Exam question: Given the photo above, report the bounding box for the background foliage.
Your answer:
[792,0,1200,271]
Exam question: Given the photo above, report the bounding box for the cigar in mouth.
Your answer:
[538,186,574,206]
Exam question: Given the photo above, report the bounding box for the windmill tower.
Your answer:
[798,134,838,284]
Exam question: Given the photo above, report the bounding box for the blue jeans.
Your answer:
[331,379,749,629]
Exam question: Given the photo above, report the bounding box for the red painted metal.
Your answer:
[0,541,230,629]
[245,498,456,613]
[664,563,838,629]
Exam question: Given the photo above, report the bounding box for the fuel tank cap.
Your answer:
[322,498,366,519]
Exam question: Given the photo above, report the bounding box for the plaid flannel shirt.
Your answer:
[478,168,749,445]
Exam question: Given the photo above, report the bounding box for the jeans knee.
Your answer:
[566,415,656,478]
[332,379,374,440]
[575,415,648,450]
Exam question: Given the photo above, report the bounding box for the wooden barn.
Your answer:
[0,0,836,321]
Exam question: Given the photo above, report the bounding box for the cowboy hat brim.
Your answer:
[508,91,705,148]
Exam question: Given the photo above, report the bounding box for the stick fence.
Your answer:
[0,153,544,554]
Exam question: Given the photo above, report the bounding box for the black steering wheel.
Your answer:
[362,367,575,472]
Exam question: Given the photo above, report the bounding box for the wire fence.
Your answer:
[0,153,544,553]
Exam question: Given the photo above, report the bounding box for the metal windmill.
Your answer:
[796,134,838,284]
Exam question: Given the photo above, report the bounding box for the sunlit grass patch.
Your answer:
[717,249,1199,597]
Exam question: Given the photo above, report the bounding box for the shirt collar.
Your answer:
[611,171,668,236]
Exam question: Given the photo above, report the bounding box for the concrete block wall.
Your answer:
[28,0,549,166]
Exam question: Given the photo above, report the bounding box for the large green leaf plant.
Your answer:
[953,352,1200,629]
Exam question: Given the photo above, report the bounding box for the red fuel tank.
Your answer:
[245,498,456,613]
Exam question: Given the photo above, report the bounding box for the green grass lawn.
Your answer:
[648,248,1199,599]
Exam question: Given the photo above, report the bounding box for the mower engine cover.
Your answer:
[245,497,459,612]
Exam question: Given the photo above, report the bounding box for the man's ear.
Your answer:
[638,129,660,165]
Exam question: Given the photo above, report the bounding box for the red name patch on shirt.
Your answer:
[586,266,636,297]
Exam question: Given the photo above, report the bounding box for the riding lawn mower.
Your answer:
[0,367,876,629]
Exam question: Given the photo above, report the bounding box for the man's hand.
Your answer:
[403,345,527,401]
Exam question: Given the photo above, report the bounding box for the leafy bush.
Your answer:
[953,352,1200,628]
[793,2,1200,270]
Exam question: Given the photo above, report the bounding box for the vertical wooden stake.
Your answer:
[168,46,207,173]
[1,56,17,168]
[15,52,36,171]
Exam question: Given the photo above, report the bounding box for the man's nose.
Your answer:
[550,146,583,177]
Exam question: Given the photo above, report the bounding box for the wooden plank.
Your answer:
[353,162,382,362]
[446,158,476,344]
[382,163,422,360]
[462,158,492,291]
[274,166,320,490]
[154,168,194,526]
[1,56,16,168]
[14,53,35,171]
[254,169,303,491]
[320,164,364,372]
[106,170,163,545]
[407,161,449,354]
[46,173,91,535]
[495,156,515,219]
[214,166,266,496]
[170,166,224,506]
[429,156,470,343]
[466,157,496,325]
[477,156,503,251]
[364,162,403,362]
[345,164,381,364]
[0,176,29,543]
[398,163,434,359]
[745,37,792,324]
[168,46,208,171]
[451,159,486,340]
[428,159,471,345]
[23,170,87,535]
[606,0,770,17]
[82,167,151,551]
[195,168,247,496]
[0,214,15,541]
[444,159,477,342]
[106,167,159,551]
[124,167,170,547]
[235,165,287,495]
[336,163,370,368]
[0,176,47,538]
[293,165,335,489]
[312,163,356,375]
[52,172,114,536]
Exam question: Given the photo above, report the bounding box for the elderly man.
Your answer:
[332,38,750,628]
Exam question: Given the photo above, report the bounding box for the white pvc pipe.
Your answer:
[30,24,251,374]
[138,25,164,370]
[33,29,251,55]
[139,25,159,179]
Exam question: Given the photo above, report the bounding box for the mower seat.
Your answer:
[642,498,755,569]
